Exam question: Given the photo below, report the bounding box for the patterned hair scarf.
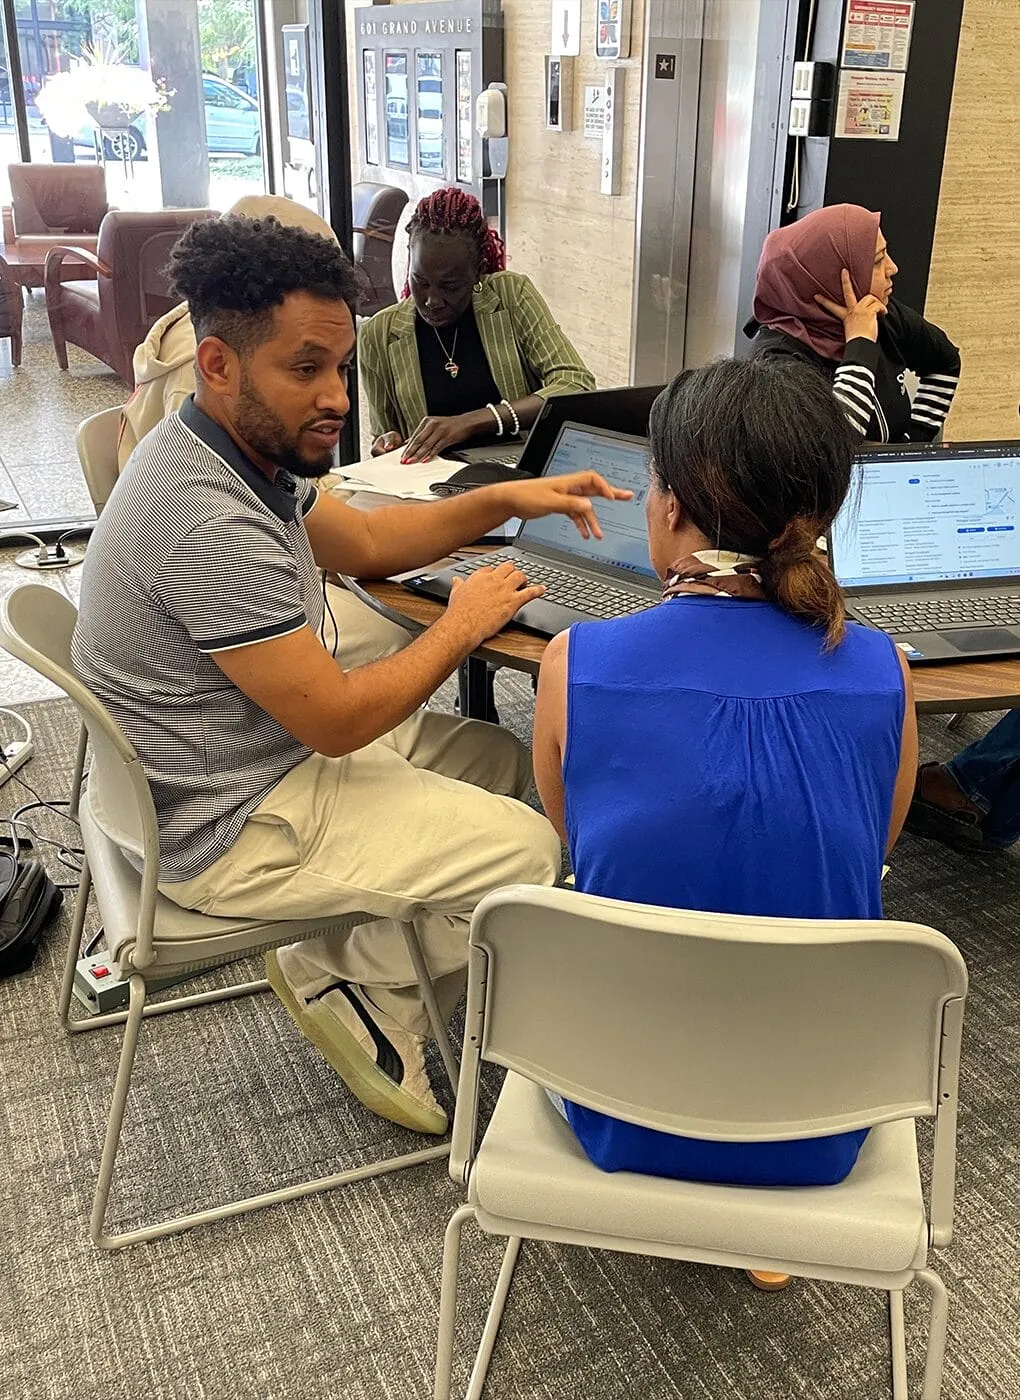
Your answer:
[661,549,766,602]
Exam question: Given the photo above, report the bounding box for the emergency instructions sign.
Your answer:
[841,0,915,72]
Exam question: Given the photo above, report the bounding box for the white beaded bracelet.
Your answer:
[500,399,520,437]
[485,402,505,436]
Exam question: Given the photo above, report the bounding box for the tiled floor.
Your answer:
[0,295,126,528]
[0,297,116,707]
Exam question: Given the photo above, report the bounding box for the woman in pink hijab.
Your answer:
[746,204,960,443]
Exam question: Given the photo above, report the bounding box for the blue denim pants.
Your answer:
[947,709,1020,848]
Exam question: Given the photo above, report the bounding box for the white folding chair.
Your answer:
[436,885,968,1400]
[75,404,122,515]
[0,584,459,1250]
[67,405,124,818]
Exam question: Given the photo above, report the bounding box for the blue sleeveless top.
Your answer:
[561,596,904,1186]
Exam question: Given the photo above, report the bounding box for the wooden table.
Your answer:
[1,241,100,367]
[0,238,100,291]
[346,576,1020,719]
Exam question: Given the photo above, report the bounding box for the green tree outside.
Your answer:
[61,0,256,80]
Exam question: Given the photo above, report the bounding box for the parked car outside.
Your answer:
[70,73,262,163]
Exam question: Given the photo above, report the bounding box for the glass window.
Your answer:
[415,51,442,175]
[1,0,268,217]
[363,48,378,165]
[0,17,15,206]
[455,50,472,184]
[204,77,251,110]
[383,50,408,169]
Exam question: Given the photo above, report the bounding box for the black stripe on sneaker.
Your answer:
[337,983,405,1084]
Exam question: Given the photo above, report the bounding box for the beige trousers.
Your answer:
[162,586,561,1034]
[318,579,410,667]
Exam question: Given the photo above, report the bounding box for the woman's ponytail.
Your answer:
[650,359,857,650]
[758,518,846,649]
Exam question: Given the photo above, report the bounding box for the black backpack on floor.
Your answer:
[0,850,63,979]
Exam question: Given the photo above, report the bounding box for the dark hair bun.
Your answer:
[649,359,855,648]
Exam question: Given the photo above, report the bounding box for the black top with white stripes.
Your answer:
[746,298,961,443]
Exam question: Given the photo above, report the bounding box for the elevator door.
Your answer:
[630,0,795,383]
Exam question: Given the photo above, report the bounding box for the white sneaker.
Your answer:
[267,952,447,1135]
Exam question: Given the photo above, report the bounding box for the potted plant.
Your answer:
[78,41,173,131]
[36,41,172,153]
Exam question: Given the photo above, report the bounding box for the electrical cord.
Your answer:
[0,528,75,566]
[5,805,84,886]
[784,0,819,215]
[0,706,85,888]
[1,777,85,888]
[321,570,340,659]
[0,528,60,561]
[0,705,31,749]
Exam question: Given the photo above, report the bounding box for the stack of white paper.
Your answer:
[335,448,462,501]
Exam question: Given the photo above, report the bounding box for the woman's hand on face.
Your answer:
[401,413,479,464]
[814,268,886,344]
[372,431,405,457]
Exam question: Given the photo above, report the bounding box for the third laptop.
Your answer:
[403,421,660,637]
[830,440,1020,663]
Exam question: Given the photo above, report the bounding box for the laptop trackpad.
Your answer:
[945,627,1020,654]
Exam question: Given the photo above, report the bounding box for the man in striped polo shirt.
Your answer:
[72,214,628,1136]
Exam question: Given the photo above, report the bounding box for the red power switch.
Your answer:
[92,965,111,978]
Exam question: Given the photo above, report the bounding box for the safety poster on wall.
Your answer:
[841,0,915,72]
[834,69,905,141]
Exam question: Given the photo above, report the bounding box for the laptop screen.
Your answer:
[517,423,655,579]
[518,384,665,473]
[831,443,1020,590]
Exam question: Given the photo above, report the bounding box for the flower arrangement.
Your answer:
[35,41,173,139]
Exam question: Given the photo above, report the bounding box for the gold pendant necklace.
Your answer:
[432,325,460,378]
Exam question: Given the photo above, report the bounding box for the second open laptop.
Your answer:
[404,422,660,637]
[830,440,1020,663]
[448,384,666,471]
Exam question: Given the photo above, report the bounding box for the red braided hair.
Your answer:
[401,188,506,299]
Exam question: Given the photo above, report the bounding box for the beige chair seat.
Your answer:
[472,1072,927,1273]
[83,801,364,974]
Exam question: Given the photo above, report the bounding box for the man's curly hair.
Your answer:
[168,215,361,355]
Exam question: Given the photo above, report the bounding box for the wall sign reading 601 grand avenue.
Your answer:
[359,17,475,36]
[355,1,503,199]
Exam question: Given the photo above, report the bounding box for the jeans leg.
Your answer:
[947,709,1020,847]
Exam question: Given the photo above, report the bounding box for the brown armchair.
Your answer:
[44,208,217,383]
[0,253,22,366]
[6,165,108,283]
[352,182,408,318]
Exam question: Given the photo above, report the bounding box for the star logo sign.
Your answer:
[655,53,676,79]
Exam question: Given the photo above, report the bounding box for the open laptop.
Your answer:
[448,384,666,472]
[830,440,1020,663]
[404,422,660,637]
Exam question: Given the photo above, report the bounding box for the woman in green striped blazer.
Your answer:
[358,188,596,464]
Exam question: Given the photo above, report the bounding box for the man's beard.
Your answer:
[235,370,340,479]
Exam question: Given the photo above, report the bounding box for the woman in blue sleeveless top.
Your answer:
[533,358,917,1211]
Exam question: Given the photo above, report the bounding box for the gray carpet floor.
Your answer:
[1,683,1019,1400]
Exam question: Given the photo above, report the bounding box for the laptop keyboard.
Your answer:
[452,553,656,620]
[855,593,1020,635]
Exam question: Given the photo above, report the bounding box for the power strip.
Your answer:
[73,954,205,1014]
[0,738,34,789]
